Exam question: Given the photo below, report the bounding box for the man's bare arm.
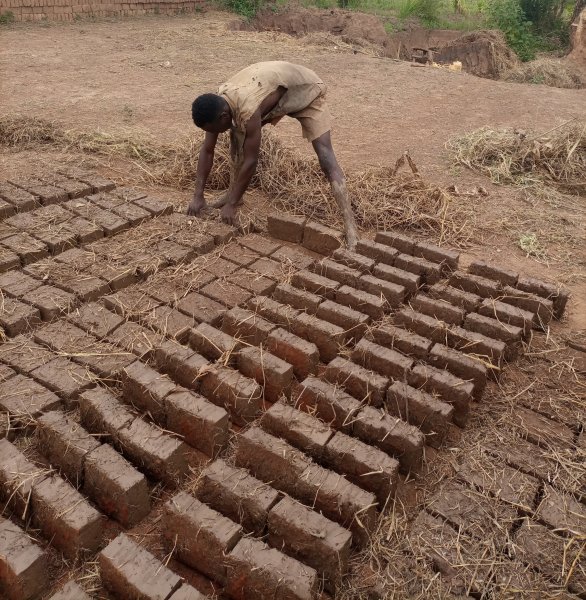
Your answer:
[187,131,218,216]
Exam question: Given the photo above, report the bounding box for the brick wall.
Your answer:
[0,0,206,21]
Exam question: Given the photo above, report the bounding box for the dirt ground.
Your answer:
[0,10,585,599]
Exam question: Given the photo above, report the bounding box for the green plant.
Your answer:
[224,0,267,18]
[0,10,15,24]
[487,0,539,60]
[397,0,440,24]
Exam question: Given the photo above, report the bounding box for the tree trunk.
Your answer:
[573,0,586,24]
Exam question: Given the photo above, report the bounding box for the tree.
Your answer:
[572,0,586,22]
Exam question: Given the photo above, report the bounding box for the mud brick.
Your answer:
[133,195,174,216]
[500,285,554,326]
[316,299,369,340]
[103,288,160,320]
[0,297,41,336]
[229,270,278,297]
[155,239,196,266]
[36,411,99,485]
[21,285,77,321]
[176,291,225,325]
[73,340,134,380]
[189,323,241,363]
[38,173,92,199]
[10,178,68,205]
[369,324,432,359]
[248,296,300,328]
[428,343,488,399]
[0,182,38,211]
[57,168,116,193]
[393,307,447,343]
[477,298,534,336]
[464,312,523,357]
[445,325,506,366]
[354,405,424,471]
[266,327,319,379]
[201,278,252,309]
[334,285,384,320]
[413,241,459,272]
[411,295,465,325]
[358,273,405,306]
[273,282,322,313]
[163,492,242,584]
[0,364,15,384]
[92,195,150,225]
[250,256,285,279]
[121,361,176,422]
[202,255,239,278]
[536,485,585,536]
[0,271,42,298]
[86,260,137,292]
[394,253,442,284]
[314,258,361,287]
[295,377,361,432]
[222,306,276,345]
[31,357,91,404]
[355,238,397,264]
[148,271,215,305]
[291,269,339,299]
[0,198,16,220]
[142,305,195,342]
[67,216,103,243]
[324,431,399,505]
[118,417,189,484]
[332,248,372,273]
[235,426,311,495]
[107,321,164,359]
[297,463,377,547]
[31,475,102,557]
[450,270,502,298]
[154,339,208,390]
[0,247,20,273]
[267,213,306,243]
[302,221,342,255]
[516,276,569,319]
[78,386,134,439]
[0,517,47,600]
[0,374,60,420]
[290,311,345,362]
[100,533,181,600]
[456,452,540,510]
[261,401,333,459]
[64,197,129,236]
[468,259,518,286]
[47,581,92,600]
[41,268,108,303]
[352,338,413,380]
[0,439,48,517]
[111,187,146,202]
[32,320,87,353]
[0,335,54,374]
[407,363,473,427]
[168,584,207,600]
[268,495,351,585]
[375,231,415,253]
[324,356,388,407]
[372,262,420,296]
[239,234,281,256]
[238,346,294,401]
[0,233,49,264]
[511,407,574,450]
[220,240,260,267]
[271,245,316,270]
[197,458,279,535]
[200,365,262,425]
[387,381,453,447]
[226,536,318,600]
[66,302,123,338]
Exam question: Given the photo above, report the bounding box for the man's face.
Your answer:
[201,111,232,134]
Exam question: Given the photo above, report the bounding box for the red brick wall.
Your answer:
[0,0,206,21]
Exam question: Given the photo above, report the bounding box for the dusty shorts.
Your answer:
[289,85,332,142]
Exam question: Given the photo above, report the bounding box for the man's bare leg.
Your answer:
[312,131,358,250]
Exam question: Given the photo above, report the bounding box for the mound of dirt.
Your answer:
[502,57,585,89]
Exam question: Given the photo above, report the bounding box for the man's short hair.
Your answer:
[192,94,225,127]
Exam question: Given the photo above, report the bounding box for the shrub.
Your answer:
[397,0,441,25]
[487,0,540,60]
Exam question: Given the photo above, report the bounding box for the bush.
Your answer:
[224,0,267,19]
[397,0,441,25]
[487,0,540,60]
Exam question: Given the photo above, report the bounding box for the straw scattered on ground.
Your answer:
[502,57,586,90]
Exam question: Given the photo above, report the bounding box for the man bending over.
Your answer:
[187,61,359,249]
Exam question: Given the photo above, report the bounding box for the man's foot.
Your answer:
[186,197,206,216]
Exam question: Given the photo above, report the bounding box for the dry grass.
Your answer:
[502,57,586,90]
[0,115,474,245]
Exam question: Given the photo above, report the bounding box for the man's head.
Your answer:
[191,94,232,133]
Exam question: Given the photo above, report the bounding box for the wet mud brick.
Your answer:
[394,254,443,286]
[84,442,150,527]
[386,381,454,447]
[0,297,41,336]
[0,232,49,265]
[226,536,318,600]
[324,430,399,504]
[375,231,416,254]
[200,278,252,309]
[358,273,406,306]
[0,197,16,218]
[201,255,239,278]
[103,287,161,320]
[0,438,48,517]
[78,386,135,440]
[100,533,182,600]
[290,311,345,363]
[177,291,226,325]
[353,405,424,472]
[410,295,465,325]
[369,323,432,359]
[450,270,504,301]
[189,322,242,364]
[36,411,100,485]
[0,246,20,273]
[316,299,370,340]
[514,520,586,594]
[356,238,398,265]
[121,360,176,422]
[146,270,215,305]
[163,492,242,584]
[0,374,61,420]
[271,245,315,270]
[324,356,388,407]
[477,298,534,336]
[500,285,555,327]
[222,306,276,345]
[234,426,311,495]
[31,475,102,557]
[38,172,92,199]
[261,401,333,459]
[535,485,586,536]
[407,363,473,427]
[0,335,54,374]
[166,388,229,456]
[64,197,129,236]
[332,247,375,272]
[413,241,460,272]
[297,463,377,547]
[21,285,78,321]
[291,269,339,299]
[153,339,209,390]
[428,282,483,313]
[57,167,116,193]
[352,338,413,380]
[267,213,306,243]
[302,221,342,255]
[268,495,352,586]
[0,517,48,600]
[273,282,322,313]
[141,305,196,343]
[463,312,523,358]
[66,302,124,338]
[47,581,92,600]
[168,584,208,600]
[266,327,319,379]
[220,240,261,267]
[9,177,68,205]
[0,182,38,211]
[428,343,488,399]
[90,193,150,226]
[107,321,164,359]
[0,270,42,298]
[200,365,262,426]
[238,346,294,402]
[511,407,575,450]
[250,256,287,280]
[314,257,362,287]
[295,376,362,432]
[334,285,385,320]
[445,326,506,368]
[516,276,569,319]
[133,195,174,216]
[468,259,519,286]
[427,481,518,546]
[372,262,421,296]
[238,234,281,256]
[197,458,279,535]
[227,270,277,297]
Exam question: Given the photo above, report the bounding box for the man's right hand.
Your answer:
[186,194,206,216]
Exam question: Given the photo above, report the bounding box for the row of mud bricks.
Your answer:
[0,172,578,600]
